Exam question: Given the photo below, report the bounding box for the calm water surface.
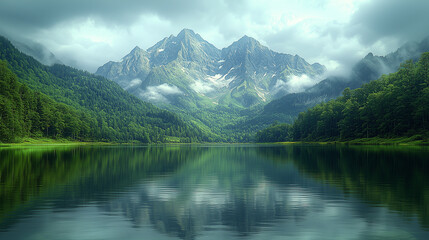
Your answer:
[0,144,428,239]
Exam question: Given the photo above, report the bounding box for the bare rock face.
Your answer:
[96,29,325,109]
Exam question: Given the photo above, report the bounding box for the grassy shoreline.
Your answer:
[0,137,125,147]
[277,136,429,146]
[0,138,227,147]
[3,136,429,147]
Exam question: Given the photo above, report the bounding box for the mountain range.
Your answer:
[260,36,429,122]
[0,35,206,143]
[96,29,326,109]
[2,28,428,143]
[95,29,429,140]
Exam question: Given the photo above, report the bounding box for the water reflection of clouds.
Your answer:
[100,175,336,238]
[2,145,428,239]
[145,181,179,201]
[96,169,423,239]
[192,188,228,206]
[6,176,418,240]
[285,187,312,209]
[2,199,417,240]
[139,176,319,211]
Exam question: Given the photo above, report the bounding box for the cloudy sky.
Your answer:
[1,0,428,73]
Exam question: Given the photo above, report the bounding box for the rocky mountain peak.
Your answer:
[146,29,220,66]
[237,35,260,45]
[97,29,326,109]
[177,28,197,38]
[364,52,374,59]
[125,46,148,59]
[130,46,142,53]
[229,35,266,52]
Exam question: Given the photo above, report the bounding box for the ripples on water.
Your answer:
[0,144,428,239]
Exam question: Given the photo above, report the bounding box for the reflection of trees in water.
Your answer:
[3,145,427,239]
[102,183,317,239]
[281,145,429,229]
[99,147,328,239]
[102,145,429,239]
[0,145,205,230]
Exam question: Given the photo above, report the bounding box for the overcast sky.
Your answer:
[1,0,428,73]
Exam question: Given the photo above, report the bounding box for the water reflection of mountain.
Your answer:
[1,145,429,239]
[98,146,343,239]
[270,145,429,229]
[0,145,205,230]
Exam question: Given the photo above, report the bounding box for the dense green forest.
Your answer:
[2,32,428,144]
[256,52,429,142]
[0,36,207,143]
[254,123,292,143]
[0,61,95,142]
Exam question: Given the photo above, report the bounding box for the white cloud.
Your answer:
[140,83,183,102]
[274,74,321,94]
[287,75,320,93]
[28,15,172,72]
[273,80,288,93]
[190,80,215,94]
[1,0,428,74]
[125,78,142,90]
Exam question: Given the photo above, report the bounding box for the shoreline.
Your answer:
[0,138,247,148]
[2,136,429,147]
[276,136,429,146]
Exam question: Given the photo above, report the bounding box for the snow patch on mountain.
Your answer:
[255,87,267,102]
[225,67,235,77]
[206,74,235,88]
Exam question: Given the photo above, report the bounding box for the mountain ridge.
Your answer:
[94,29,326,141]
[259,36,429,123]
[96,29,325,110]
[0,35,207,143]
[256,52,429,143]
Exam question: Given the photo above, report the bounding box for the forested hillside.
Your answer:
[254,37,429,127]
[256,52,429,142]
[0,36,206,143]
[95,29,326,142]
[0,61,94,142]
[3,31,428,144]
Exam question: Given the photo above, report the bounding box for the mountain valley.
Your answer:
[1,29,428,143]
[96,29,326,140]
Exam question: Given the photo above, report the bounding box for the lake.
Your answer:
[0,144,428,239]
